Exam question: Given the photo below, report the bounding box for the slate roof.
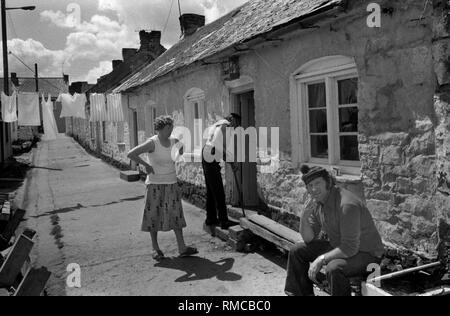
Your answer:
[0,77,69,96]
[114,0,344,93]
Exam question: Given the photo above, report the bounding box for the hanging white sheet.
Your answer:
[18,92,40,126]
[57,93,87,119]
[89,93,108,122]
[106,94,124,122]
[41,94,59,141]
[1,91,18,123]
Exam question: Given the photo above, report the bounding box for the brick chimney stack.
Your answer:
[179,14,205,37]
[122,48,138,62]
[112,60,123,70]
[139,30,162,52]
[11,72,19,86]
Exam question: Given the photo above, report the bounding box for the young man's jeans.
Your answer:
[285,240,381,296]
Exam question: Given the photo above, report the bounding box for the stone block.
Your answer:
[367,199,392,221]
[380,145,402,165]
[227,238,246,252]
[120,171,141,182]
[228,225,252,242]
[396,177,414,195]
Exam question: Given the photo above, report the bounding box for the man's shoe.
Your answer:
[220,220,238,230]
[205,219,220,226]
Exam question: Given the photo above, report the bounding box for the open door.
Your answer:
[230,90,258,208]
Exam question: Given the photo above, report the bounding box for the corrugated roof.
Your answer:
[114,0,344,93]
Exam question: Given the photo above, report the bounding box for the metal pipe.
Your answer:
[368,262,441,284]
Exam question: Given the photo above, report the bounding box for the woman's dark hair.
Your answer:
[154,115,174,131]
[226,113,241,123]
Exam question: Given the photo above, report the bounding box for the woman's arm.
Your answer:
[127,139,155,174]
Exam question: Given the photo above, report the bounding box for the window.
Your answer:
[290,56,360,175]
[102,122,107,143]
[145,103,157,138]
[184,88,206,155]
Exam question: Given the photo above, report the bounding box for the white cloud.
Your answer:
[5,0,248,83]
[0,38,67,78]
[85,60,113,84]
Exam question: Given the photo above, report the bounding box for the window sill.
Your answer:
[336,174,362,184]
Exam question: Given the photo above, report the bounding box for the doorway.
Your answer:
[230,90,258,208]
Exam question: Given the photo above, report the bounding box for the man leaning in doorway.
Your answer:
[285,165,385,296]
[202,113,241,230]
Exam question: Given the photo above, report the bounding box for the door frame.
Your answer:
[227,80,258,208]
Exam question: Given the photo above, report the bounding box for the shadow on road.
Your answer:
[155,257,242,283]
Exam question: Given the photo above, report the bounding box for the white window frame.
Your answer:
[290,56,361,176]
[184,88,206,157]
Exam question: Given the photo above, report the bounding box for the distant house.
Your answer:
[68,30,167,167]
[71,0,450,256]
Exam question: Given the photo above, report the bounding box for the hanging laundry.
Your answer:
[57,93,87,119]
[106,94,124,122]
[41,94,59,141]
[18,92,40,126]
[1,91,18,123]
[89,93,107,122]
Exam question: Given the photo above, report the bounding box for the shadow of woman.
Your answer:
[155,257,242,283]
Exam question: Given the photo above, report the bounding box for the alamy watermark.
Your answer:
[171,121,280,174]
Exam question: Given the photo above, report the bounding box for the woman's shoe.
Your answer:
[152,250,165,261]
[179,247,199,258]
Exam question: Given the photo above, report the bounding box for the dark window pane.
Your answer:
[311,135,328,159]
[309,109,328,133]
[339,107,359,132]
[308,83,326,108]
[338,78,358,105]
[194,103,199,119]
[340,136,360,161]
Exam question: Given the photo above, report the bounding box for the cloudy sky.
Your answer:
[0,0,247,84]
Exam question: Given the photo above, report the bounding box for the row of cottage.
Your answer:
[67,0,450,258]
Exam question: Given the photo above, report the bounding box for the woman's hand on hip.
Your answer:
[145,165,155,175]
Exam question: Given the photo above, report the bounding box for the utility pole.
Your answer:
[0,0,35,163]
[1,0,8,163]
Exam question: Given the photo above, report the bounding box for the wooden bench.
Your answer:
[0,230,36,288]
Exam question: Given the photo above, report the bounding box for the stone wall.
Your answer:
[432,0,450,259]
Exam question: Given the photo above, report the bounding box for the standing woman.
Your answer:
[128,115,198,260]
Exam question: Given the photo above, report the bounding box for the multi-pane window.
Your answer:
[298,70,360,173]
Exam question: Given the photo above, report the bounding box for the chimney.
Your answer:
[139,30,161,52]
[112,60,123,70]
[122,48,138,62]
[179,14,205,37]
[11,72,19,86]
[63,74,69,85]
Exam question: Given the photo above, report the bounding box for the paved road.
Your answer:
[21,135,288,296]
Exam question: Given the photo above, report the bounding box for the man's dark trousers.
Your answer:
[285,240,381,296]
[201,152,229,225]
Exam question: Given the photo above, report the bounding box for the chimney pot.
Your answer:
[11,72,19,86]
[179,14,205,37]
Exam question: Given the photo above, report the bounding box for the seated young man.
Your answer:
[285,166,385,296]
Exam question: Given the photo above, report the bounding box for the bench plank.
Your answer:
[0,234,34,287]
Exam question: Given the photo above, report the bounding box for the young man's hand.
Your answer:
[308,257,325,283]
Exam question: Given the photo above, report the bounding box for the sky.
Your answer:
[0,0,248,84]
